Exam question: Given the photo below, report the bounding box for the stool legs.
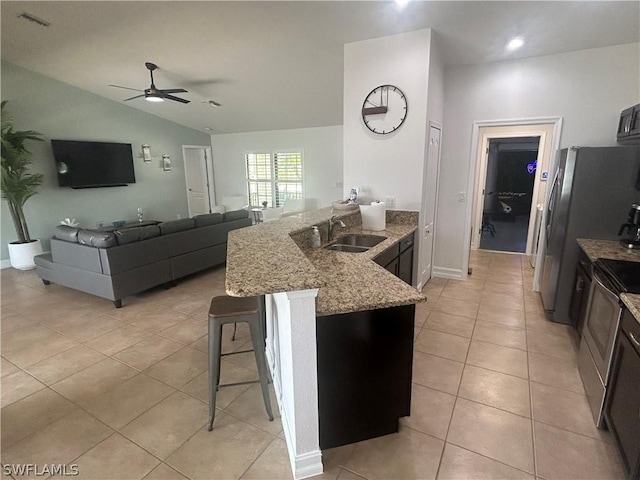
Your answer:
[248,319,274,422]
[207,312,274,431]
[208,318,222,431]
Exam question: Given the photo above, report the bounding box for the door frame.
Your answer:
[417,121,442,290]
[471,129,547,255]
[462,117,563,285]
[182,145,215,216]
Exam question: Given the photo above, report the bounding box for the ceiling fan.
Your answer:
[109,62,190,104]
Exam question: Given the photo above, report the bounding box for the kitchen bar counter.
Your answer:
[577,238,640,263]
[225,206,425,478]
[226,206,426,315]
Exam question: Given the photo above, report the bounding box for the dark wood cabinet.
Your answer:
[398,246,413,284]
[617,103,640,142]
[385,257,399,276]
[569,249,592,336]
[316,303,415,449]
[374,232,414,286]
[604,308,640,479]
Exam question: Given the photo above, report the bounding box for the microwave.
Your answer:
[617,103,640,143]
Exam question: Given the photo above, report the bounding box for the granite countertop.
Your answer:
[226,207,426,316]
[577,238,640,263]
[621,294,640,323]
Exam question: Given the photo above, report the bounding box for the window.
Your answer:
[246,151,303,207]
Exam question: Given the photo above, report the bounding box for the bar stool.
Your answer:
[207,295,274,431]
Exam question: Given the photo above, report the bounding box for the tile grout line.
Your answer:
[523,265,539,480]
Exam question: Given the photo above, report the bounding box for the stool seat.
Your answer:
[207,294,274,431]
[209,295,260,317]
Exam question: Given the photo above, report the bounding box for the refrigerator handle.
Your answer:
[545,169,560,244]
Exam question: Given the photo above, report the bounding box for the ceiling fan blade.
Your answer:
[162,94,190,104]
[109,84,144,92]
[123,94,145,101]
[160,88,188,94]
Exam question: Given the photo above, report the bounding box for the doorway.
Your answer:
[479,137,539,253]
[182,145,215,217]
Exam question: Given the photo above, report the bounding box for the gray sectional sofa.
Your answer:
[34,210,252,307]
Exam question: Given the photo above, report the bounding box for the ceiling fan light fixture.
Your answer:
[145,93,164,102]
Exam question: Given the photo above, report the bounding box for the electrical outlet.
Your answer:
[335,182,343,188]
[177,213,182,219]
[385,196,396,208]
[458,191,466,202]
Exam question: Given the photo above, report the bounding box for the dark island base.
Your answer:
[316,303,415,450]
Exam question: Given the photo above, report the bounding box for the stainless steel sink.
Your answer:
[333,234,387,248]
[324,244,370,253]
[323,234,387,253]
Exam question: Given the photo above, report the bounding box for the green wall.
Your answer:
[1,61,212,261]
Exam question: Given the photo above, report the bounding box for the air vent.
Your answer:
[17,12,50,27]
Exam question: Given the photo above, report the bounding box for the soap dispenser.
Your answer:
[311,226,321,248]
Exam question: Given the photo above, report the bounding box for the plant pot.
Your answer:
[8,239,43,270]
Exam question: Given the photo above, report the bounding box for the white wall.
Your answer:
[343,29,432,210]
[210,126,343,211]
[436,42,640,274]
[1,61,211,261]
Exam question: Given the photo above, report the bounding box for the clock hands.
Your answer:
[361,84,407,134]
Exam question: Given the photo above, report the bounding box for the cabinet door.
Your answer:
[385,258,399,276]
[398,247,413,285]
[605,321,640,477]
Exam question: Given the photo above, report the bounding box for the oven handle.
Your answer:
[591,270,620,304]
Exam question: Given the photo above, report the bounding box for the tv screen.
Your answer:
[51,140,136,188]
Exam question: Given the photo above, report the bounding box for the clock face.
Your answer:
[361,84,408,135]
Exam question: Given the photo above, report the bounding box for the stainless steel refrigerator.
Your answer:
[540,146,640,325]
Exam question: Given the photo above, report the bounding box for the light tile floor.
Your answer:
[0,250,626,479]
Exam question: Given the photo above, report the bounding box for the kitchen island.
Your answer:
[226,207,425,479]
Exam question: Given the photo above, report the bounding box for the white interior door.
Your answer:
[183,146,213,217]
[420,125,441,285]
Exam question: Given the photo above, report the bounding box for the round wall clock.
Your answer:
[361,84,408,135]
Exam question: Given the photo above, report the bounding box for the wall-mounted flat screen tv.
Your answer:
[51,140,136,188]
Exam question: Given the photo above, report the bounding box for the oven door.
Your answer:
[583,269,623,385]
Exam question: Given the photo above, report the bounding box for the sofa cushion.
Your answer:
[77,229,117,248]
[114,225,161,245]
[194,213,223,228]
[223,209,249,222]
[54,225,80,243]
[159,218,195,235]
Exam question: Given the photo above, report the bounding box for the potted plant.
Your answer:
[1,101,44,270]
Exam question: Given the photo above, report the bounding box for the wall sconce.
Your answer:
[162,154,172,172]
[142,144,152,163]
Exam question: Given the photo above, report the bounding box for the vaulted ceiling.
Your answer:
[2,1,638,134]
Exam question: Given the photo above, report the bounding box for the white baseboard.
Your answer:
[0,259,12,269]
[432,266,464,280]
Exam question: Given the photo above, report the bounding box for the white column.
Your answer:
[265,289,322,480]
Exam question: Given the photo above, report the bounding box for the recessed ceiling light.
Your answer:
[507,37,524,51]
[395,0,409,8]
[205,127,214,131]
